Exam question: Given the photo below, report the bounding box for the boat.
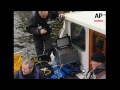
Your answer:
[14,11,106,79]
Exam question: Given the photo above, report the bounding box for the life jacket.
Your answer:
[18,66,40,79]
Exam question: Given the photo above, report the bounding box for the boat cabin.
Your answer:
[58,11,106,78]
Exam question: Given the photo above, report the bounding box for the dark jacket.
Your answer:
[26,11,62,39]
[26,11,64,56]
[14,66,46,79]
[85,63,106,79]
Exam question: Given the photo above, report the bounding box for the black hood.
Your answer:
[32,11,39,18]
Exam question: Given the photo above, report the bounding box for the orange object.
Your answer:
[14,53,23,74]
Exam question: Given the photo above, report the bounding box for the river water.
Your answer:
[14,11,63,58]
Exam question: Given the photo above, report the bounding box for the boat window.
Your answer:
[71,23,85,51]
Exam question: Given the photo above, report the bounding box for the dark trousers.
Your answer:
[33,36,53,62]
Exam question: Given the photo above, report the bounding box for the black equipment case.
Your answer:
[54,36,79,65]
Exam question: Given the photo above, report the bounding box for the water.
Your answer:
[14,11,63,58]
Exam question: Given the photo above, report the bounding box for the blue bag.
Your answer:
[50,65,66,79]
[61,61,81,75]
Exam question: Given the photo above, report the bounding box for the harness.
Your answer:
[96,70,106,79]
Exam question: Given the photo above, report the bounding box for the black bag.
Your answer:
[36,61,54,77]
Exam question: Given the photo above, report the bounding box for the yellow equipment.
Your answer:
[14,53,23,74]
